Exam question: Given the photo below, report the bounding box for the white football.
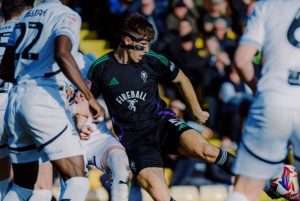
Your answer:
[265,164,299,199]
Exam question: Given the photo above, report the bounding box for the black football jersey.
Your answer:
[88,50,179,129]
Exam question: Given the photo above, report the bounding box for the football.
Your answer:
[265,165,299,199]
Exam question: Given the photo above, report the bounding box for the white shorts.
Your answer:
[0,93,8,159]
[81,121,124,172]
[5,84,83,164]
[233,94,300,179]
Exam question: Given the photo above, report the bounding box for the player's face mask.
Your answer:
[121,32,150,51]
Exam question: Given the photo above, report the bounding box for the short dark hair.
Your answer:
[122,13,155,42]
[2,0,34,20]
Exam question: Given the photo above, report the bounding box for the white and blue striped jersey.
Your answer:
[8,0,81,85]
[0,19,18,62]
[241,0,300,109]
[0,20,18,110]
[0,20,18,89]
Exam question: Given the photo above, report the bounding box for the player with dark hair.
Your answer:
[88,13,235,201]
[0,0,104,200]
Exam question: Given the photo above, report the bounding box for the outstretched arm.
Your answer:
[54,35,104,120]
[172,69,209,124]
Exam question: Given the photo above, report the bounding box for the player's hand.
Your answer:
[194,110,209,124]
[79,125,94,141]
[88,97,105,122]
[66,86,75,101]
[75,92,85,103]
[288,192,300,201]
[75,94,92,117]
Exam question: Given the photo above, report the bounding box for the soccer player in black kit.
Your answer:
[88,13,235,201]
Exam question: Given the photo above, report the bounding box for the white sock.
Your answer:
[28,189,52,201]
[225,191,249,201]
[0,178,10,200]
[2,183,32,201]
[107,149,130,201]
[60,177,89,201]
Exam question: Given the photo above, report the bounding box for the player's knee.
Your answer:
[108,149,130,184]
[63,161,85,178]
[137,169,161,190]
[137,170,152,189]
[52,156,86,180]
[0,157,10,180]
[137,172,169,201]
[34,181,52,190]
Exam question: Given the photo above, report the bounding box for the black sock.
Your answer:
[214,149,236,175]
[170,197,176,201]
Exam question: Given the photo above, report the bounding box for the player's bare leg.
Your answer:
[51,155,88,201]
[177,129,235,173]
[225,176,265,201]
[3,161,39,201]
[137,167,173,201]
[29,161,53,201]
[0,156,10,200]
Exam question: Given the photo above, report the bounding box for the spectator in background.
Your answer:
[227,0,255,35]
[160,17,197,57]
[202,0,231,34]
[170,0,201,19]
[201,36,229,130]
[213,18,237,60]
[159,18,199,98]
[138,0,168,48]
[0,2,4,26]
[219,67,253,148]
[103,0,137,47]
[169,33,206,89]
[166,0,198,34]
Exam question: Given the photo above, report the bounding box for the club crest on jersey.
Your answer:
[130,161,137,172]
[169,61,175,72]
[141,71,148,83]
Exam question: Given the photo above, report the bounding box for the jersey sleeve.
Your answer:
[53,12,81,45]
[147,51,179,81]
[240,2,266,51]
[87,62,102,99]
